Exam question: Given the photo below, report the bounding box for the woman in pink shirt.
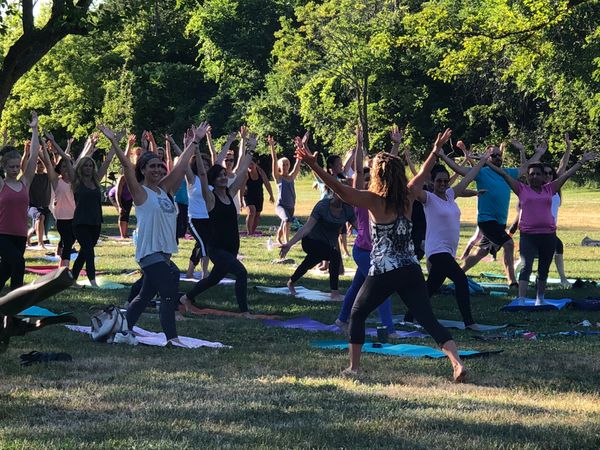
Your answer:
[488,153,596,305]
[0,112,41,291]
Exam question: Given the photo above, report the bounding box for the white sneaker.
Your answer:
[113,331,138,345]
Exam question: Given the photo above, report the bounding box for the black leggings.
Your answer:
[186,247,248,312]
[56,219,75,261]
[555,236,564,255]
[519,232,556,283]
[72,224,101,282]
[290,237,341,290]
[176,203,189,239]
[126,260,179,340]
[349,264,452,345]
[0,234,26,291]
[427,252,474,326]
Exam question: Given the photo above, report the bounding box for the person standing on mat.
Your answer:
[26,145,52,250]
[295,128,466,382]
[71,138,117,287]
[0,112,41,292]
[40,133,76,268]
[242,158,274,235]
[180,133,256,316]
[270,134,301,245]
[99,122,209,345]
[413,149,492,330]
[336,127,395,335]
[486,152,596,305]
[438,141,545,288]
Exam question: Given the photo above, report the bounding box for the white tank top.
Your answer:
[134,186,178,262]
[187,176,209,219]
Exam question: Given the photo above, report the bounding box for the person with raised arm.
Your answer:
[438,140,546,288]
[179,133,257,316]
[40,132,76,268]
[486,149,597,305]
[335,127,395,335]
[99,122,209,345]
[70,132,118,287]
[270,134,302,244]
[412,148,492,330]
[0,112,41,291]
[295,129,466,382]
[242,157,275,235]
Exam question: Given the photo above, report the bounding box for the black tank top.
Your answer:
[244,174,263,202]
[209,190,239,254]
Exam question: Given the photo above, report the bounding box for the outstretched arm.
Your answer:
[267,135,280,182]
[403,146,418,177]
[258,166,275,203]
[21,112,41,189]
[296,141,376,210]
[353,127,364,189]
[289,132,309,179]
[552,152,597,192]
[279,217,317,258]
[408,129,452,192]
[486,160,520,195]
[389,125,403,157]
[229,134,256,197]
[437,145,468,176]
[194,147,215,212]
[452,147,493,197]
[161,123,210,195]
[98,125,146,206]
[39,142,58,190]
[214,131,237,166]
[234,126,247,173]
[557,133,572,176]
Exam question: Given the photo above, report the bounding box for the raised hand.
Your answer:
[279,243,290,259]
[390,124,403,144]
[564,132,572,151]
[301,130,310,146]
[192,121,210,142]
[534,140,548,154]
[246,133,258,152]
[226,131,237,143]
[43,129,55,141]
[295,144,318,166]
[581,151,598,163]
[183,128,194,148]
[239,126,248,140]
[267,135,276,147]
[97,124,116,141]
[90,132,100,145]
[29,111,38,129]
[128,134,137,147]
[510,139,524,152]
[433,128,452,151]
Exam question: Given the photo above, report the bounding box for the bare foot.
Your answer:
[185,271,194,279]
[453,364,467,383]
[341,367,358,377]
[89,280,99,288]
[330,292,343,302]
[287,280,297,296]
[241,311,253,319]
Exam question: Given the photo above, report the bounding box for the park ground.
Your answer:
[1,178,599,449]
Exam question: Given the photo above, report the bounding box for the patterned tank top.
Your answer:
[369,215,418,276]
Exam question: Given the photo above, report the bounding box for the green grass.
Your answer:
[1,178,600,449]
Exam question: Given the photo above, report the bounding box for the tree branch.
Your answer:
[22,0,34,34]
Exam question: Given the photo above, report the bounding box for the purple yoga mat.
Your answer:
[262,317,428,339]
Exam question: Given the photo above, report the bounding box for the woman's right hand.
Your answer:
[279,244,290,258]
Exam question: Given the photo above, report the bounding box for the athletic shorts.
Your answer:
[276,205,294,223]
[477,220,511,252]
[28,206,50,221]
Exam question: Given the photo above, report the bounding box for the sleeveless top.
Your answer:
[73,183,103,226]
[134,186,178,262]
[188,176,209,219]
[226,175,241,213]
[369,215,418,276]
[209,190,239,255]
[52,178,76,220]
[277,177,295,208]
[0,181,29,236]
[244,174,263,202]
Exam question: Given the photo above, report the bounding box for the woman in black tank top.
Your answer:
[181,134,257,316]
[242,160,274,235]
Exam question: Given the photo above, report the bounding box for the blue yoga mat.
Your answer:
[311,340,501,358]
[501,298,572,312]
[17,305,70,317]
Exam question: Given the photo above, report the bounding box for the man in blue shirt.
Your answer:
[439,142,542,287]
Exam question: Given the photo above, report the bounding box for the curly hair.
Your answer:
[369,151,408,214]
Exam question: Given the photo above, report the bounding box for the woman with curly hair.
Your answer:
[295,129,467,382]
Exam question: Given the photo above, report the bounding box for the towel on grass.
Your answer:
[254,285,332,302]
[481,272,578,285]
[41,253,79,263]
[77,278,125,290]
[65,325,230,348]
[17,305,71,317]
[262,317,428,339]
[308,268,357,278]
[25,265,103,277]
[311,340,502,358]
[179,273,235,285]
[501,298,572,312]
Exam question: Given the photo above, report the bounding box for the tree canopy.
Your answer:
[0,0,598,176]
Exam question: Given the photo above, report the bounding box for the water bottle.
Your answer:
[267,237,273,251]
[132,229,138,247]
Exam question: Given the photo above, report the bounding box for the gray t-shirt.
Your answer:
[306,199,355,248]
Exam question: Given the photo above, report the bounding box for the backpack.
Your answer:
[90,305,130,343]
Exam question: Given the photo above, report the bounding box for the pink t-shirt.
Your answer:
[422,189,461,258]
[52,178,76,220]
[516,182,557,234]
[0,181,29,236]
[354,207,372,251]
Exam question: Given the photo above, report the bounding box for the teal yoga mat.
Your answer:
[17,306,70,317]
[311,340,502,358]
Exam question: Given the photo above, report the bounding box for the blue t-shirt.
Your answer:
[174,179,189,205]
[474,167,519,224]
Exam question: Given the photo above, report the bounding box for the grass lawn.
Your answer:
[1,178,600,449]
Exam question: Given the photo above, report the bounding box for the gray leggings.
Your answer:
[519,233,556,283]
